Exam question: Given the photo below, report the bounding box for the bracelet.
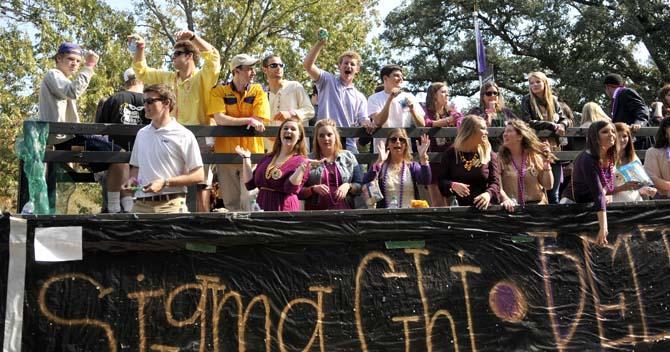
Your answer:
[189,33,196,40]
[164,178,171,187]
[242,156,250,159]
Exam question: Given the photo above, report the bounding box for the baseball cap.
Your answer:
[57,42,82,56]
[230,54,259,71]
[123,68,136,82]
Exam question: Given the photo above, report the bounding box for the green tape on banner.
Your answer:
[185,242,217,253]
[511,235,534,243]
[385,240,425,249]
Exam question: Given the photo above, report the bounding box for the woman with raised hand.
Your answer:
[362,129,431,208]
[567,121,618,245]
[438,115,500,209]
[236,116,309,211]
[644,117,670,199]
[299,119,362,210]
[612,123,657,202]
[520,71,568,204]
[498,120,556,212]
[468,81,519,127]
[422,82,462,206]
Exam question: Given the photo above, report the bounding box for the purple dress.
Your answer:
[300,162,350,210]
[245,154,308,211]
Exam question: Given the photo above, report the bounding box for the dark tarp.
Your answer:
[4,202,670,351]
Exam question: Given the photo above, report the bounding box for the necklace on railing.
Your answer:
[459,151,480,171]
[510,151,527,205]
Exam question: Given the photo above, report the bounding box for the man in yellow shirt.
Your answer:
[209,54,270,211]
[129,29,221,213]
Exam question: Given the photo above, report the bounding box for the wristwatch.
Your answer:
[164,178,171,188]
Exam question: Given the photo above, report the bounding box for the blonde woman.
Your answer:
[362,129,431,208]
[299,119,361,210]
[498,120,556,212]
[520,71,568,204]
[438,115,500,209]
[580,102,611,128]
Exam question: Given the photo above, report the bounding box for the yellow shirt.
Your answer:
[133,49,221,126]
[208,82,270,153]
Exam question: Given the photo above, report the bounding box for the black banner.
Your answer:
[4,202,670,351]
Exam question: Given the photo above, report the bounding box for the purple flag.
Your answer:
[474,13,489,82]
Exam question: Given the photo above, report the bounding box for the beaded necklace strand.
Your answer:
[383,161,406,207]
[322,161,341,205]
[510,151,527,206]
[599,159,615,193]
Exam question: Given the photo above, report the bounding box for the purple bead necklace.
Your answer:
[599,159,615,193]
[322,161,340,205]
[383,161,406,207]
[510,151,527,206]
[611,87,624,117]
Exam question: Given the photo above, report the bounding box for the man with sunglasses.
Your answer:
[367,64,425,153]
[125,84,204,214]
[261,54,314,150]
[208,54,270,211]
[129,29,220,213]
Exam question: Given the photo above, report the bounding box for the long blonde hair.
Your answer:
[581,102,610,125]
[528,71,556,122]
[453,115,491,165]
[498,119,556,171]
[311,119,343,158]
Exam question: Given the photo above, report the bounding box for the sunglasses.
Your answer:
[484,91,499,97]
[388,137,407,144]
[172,51,190,58]
[144,97,165,105]
[267,63,284,69]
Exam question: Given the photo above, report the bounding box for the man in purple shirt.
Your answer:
[303,30,373,153]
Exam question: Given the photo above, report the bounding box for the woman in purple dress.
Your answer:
[299,119,362,210]
[236,117,309,211]
[362,129,431,208]
[438,115,500,209]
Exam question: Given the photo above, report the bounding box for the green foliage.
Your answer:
[382,0,670,111]
[0,0,379,212]
[134,0,379,93]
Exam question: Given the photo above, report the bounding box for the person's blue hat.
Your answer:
[57,42,82,56]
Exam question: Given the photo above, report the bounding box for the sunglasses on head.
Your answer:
[267,63,284,69]
[172,51,190,58]
[388,137,407,144]
[144,97,165,105]
[484,91,499,97]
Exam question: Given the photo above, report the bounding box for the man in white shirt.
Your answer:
[125,84,204,214]
[367,64,425,153]
[261,54,314,150]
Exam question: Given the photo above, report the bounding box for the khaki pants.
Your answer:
[131,196,187,214]
[217,164,252,212]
